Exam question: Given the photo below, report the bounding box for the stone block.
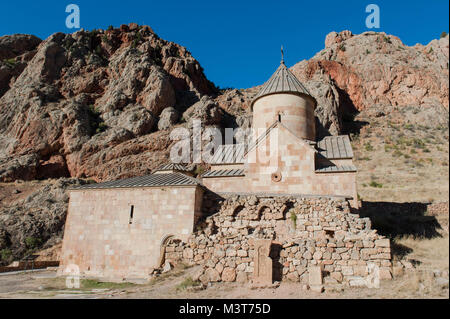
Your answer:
[221,267,236,282]
[308,265,323,286]
[287,271,300,282]
[330,271,343,282]
[341,266,354,276]
[310,285,324,293]
[205,268,221,282]
[379,267,392,280]
[353,265,368,277]
[375,239,390,248]
[237,250,248,257]
[236,271,248,283]
[349,277,367,287]
[393,266,404,278]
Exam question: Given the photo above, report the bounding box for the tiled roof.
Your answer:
[70,173,201,190]
[155,163,190,172]
[316,135,354,159]
[210,144,246,164]
[315,165,357,173]
[252,62,315,108]
[201,169,245,178]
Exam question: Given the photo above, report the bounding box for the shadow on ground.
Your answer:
[359,201,443,259]
[359,201,442,239]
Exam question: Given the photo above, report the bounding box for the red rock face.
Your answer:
[293,31,449,112]
[0,28,448,182]
[0,24,217,182]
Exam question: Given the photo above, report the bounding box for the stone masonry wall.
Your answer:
[58,186,203,280]
[164,194,392,286]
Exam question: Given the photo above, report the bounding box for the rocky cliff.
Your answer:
[0,24,218,183]
[0,27,448,183]
[0,26,448,264]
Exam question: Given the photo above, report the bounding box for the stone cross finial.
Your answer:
[281,45,284,64]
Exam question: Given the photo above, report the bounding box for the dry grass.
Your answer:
[352,110,449,203]
[395,236,449,270]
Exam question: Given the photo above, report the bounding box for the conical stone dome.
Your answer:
[251,61,316,109]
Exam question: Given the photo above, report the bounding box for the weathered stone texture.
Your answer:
[58,185,203,280]
[164,194,392,286]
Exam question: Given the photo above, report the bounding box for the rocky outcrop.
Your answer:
[0,34,41,97]
[0,24,217,182]
[292,31,449,134]
[0,178,86,265]
[0,28,448,182]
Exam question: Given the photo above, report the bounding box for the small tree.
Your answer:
[441,31,448,38]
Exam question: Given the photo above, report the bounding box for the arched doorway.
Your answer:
[157,234,174,268]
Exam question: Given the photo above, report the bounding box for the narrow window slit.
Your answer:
[129,205,134,225]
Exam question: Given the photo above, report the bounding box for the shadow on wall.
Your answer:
[270,243,283,282]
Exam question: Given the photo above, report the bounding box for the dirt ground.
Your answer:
[0,255,448,299]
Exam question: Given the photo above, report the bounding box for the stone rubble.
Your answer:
[164,195,392,289]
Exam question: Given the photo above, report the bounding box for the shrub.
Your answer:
[364,142,374,152]
[96,122,107,134]
[290,212,297,228]
[176,277,200,291]
[1,249,12,262]
[369,181,383,188]
[3,58,16,67]
[441,31,447,38]
[25,237,41,249]
[393,150,403,157]
[101,35,109,44]
[338,44,346,52]
[383,36,392,44]
[412,139,425,149]
[81,279,135,289]
[87,105,107,135]
[194,166,206,177]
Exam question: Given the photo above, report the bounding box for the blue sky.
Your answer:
[1,0,448,88]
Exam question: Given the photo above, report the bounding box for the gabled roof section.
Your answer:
[210,144,245,164]
[316,135,354,159]
[251,62,316,108]
[154,163,190,172]
[70,173,201,190]
[315,164,357,173]
[202,168,245,178]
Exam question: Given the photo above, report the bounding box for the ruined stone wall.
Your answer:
[165,194,392,286]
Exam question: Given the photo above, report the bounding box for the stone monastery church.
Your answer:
[59,59,393,285]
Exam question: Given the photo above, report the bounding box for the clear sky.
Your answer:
[1,0,448,89]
